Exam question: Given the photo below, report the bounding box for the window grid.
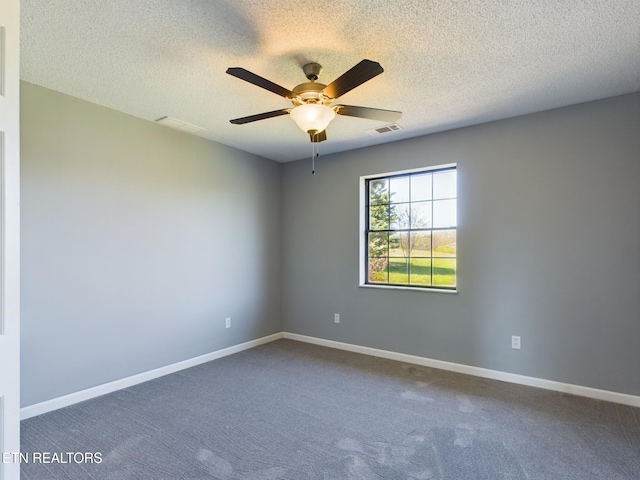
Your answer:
[365,166,456,289]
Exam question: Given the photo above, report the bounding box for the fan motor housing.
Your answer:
[291,82,331,106]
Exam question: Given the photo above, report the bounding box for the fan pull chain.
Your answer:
[311,132,320,175]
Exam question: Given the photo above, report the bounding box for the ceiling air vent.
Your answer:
[366,123,402,136]
[155,116,205,134]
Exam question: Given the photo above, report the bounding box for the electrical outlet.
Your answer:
[334,313,340,324]
[511,335,521,349]
[225,317,231,329]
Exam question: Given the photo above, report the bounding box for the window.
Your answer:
[363,165,457,290]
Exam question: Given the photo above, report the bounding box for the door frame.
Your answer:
[0,0,21,478]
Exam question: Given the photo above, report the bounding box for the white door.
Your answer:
[0,0,21,478]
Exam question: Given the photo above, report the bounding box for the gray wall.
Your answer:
[21,83,640,406]
[282,93,640,396]
[21,82,282,406]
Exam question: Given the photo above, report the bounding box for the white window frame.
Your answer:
[358,163,458,293]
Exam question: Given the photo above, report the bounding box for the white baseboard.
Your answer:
[21,330,639,420]
[283,332,640,408]
[20,332,284,420]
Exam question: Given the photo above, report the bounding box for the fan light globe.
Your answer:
[290,104,335,134]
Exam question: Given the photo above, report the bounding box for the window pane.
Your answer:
[368,232,388,257]
[433,230,456,257]
[410,201,432,229]
[389,232,409,257]
[389,176,410,203]
[433,170,457,199]
[369,204,389,230]
[369,179,388,206]
[410,231,431,257]
[433,258,456,287]
[390,203,410,230]
[389,258,408,284]
[409,258,432,286]
[411,173,432,202]
[433,199,456,228]
[368,257,389,283]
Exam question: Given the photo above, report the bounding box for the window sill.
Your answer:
[359,284,458,294]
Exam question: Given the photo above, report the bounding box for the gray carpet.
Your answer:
[21,339,640,479]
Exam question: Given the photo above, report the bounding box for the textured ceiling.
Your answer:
[21,0,640,162]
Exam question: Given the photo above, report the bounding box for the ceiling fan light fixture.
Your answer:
[290,104,335,135]
[227,60,400,144]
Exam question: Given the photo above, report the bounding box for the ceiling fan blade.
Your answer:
[229,109,290,125]
[322,60,384,99]
[310,130,327,143]
[335,105,402,123]
[226,68,295,98]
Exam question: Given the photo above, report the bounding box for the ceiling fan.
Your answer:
[226,60,402,143]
